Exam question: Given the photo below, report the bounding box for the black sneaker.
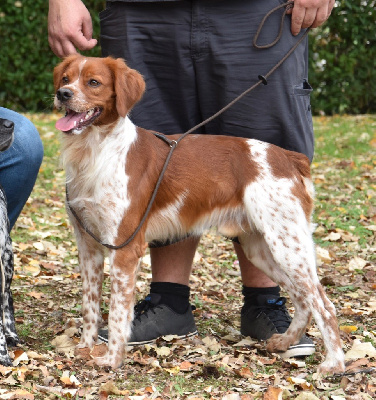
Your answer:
[241,294,315,358]
[98,293,198,345]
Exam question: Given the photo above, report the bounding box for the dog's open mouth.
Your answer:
[56,107,102,134]
[0,136,14,152]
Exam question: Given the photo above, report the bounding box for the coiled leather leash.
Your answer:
[66,1,311,249]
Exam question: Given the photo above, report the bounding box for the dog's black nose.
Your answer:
[1,119,14,130]
[57,88,74,102]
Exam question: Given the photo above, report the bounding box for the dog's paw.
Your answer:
[6,334,20,348]
[317,358,345,375]
[0,354,13,367]
[93,353,123,369]
[76,337,96,350]
[266,333,291,353]
[74,345,91,360]
[91,345,124,369]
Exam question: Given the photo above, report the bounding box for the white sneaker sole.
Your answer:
[97,329,198,346]
[278,343,316,359]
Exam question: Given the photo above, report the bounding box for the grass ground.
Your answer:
[0,114,375,399]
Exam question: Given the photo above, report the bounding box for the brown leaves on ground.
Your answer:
[0,114,375,398]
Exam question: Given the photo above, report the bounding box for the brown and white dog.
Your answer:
[53,55,345,374]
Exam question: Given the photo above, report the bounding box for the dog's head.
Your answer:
[53,55,145,135]
[0,118,14,152]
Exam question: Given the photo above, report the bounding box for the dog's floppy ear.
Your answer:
[53,54,82,91]
[113,58,146,118]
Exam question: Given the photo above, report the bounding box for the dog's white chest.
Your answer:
[64,118,137,243]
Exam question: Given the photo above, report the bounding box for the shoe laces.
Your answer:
[133,296,160,321]
[256,296,292,333]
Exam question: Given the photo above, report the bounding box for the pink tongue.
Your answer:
[56,111,87,132]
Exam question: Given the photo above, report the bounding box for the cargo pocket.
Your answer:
[292,79,314,161]
[294,79,313,115]
[294,79,313,97]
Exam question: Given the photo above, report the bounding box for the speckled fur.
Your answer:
[0,186,19,366]
[54,55,345,374]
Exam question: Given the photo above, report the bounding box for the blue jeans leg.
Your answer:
[0,108,44,230]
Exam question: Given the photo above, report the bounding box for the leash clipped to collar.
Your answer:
[66,1,311,250]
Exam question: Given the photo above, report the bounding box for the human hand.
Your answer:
[48,0,97,58]
[288,0,335,36]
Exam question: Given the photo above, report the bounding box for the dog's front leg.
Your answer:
[93,241,145,369]
[2,236,19,347]
[75,234,104,351]
[0,235,16,365]
[0,324,12,366]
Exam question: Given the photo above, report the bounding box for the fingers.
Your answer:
[49,31,97,59]
[48,18,98,59]
[290,3,306,36]
[48,0,97,58]
[73,34,98,53]
[48,35,78,59]
[290,0,334,36]
[49,36,97,59]
[310,5,329,28]
[81,14,95,42]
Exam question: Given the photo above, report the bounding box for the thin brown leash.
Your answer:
[66,1,311,250]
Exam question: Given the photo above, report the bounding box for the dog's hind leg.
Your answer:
[241,184,345,373]
[239,230,344,374]
[75,233,105,351]
[239,232,313,345]
[0,257,12,366]
[2,236,19,347]
[93,238,146,369]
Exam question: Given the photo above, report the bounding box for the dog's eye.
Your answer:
[62,76,69,84]
[89,79,101,87]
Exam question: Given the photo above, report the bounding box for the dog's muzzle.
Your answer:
[56,88,74,103]
[0,118,14,152]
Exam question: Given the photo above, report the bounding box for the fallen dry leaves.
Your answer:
[0,114,374,398]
